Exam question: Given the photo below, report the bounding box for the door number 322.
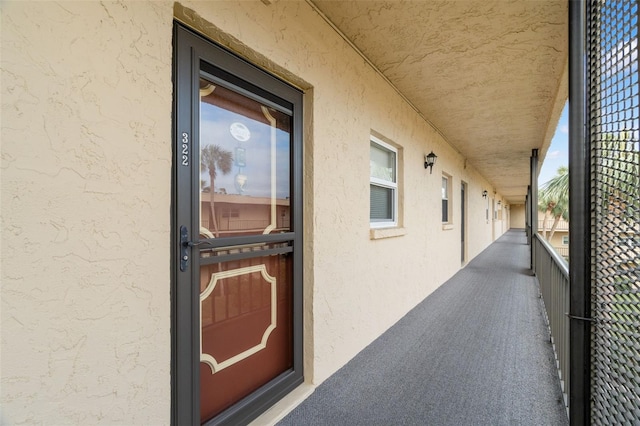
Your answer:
[181,132,189,166]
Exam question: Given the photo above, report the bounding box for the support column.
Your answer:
[530,149,538,269]
[568,0,590,424]
[525,188,531,245]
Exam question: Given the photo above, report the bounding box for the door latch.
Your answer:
[180,225,189,272]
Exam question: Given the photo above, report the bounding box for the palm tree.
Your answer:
[547,195,569,241]
[599,136,639,219]
[201,145,233,237]
[538,195,553,240]
[539,166,569,241]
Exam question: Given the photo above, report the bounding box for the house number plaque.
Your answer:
[181,132,189,166]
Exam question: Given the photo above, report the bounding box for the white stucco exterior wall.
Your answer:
[1,1,508,423]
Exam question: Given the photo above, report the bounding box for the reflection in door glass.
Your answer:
[199,78,291,238]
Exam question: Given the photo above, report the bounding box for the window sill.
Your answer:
[370,227,406,240]
[442,223,454,231]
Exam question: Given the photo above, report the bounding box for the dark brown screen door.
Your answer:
[173,24,303,426]
[461,182,466,263]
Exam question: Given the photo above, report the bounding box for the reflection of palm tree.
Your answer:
[201,145,233,237]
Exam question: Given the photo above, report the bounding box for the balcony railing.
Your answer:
[532,234,570,415]
[553,246,569,258]
[538,219,569,231]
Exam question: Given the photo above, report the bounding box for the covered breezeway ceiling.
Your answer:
[308,0,568,204]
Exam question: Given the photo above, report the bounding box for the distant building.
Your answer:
[538,218,569,259]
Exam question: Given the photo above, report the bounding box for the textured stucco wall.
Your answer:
[310,0,568,203]
[510,204,527,229]
[178,0,505,384]
[2,1,507,423]
[1,2,174,424]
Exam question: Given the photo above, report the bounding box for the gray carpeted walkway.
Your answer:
[279,229,569,426]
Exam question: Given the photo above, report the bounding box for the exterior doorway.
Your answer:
[491,198,496,241]
[172,24,303,425]
[461,182,467,263]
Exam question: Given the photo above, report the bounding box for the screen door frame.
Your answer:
[172,23,304,426]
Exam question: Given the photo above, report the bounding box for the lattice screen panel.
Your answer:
[588,0,639,423]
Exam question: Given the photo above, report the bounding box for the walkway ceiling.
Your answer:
[309,0,568,204]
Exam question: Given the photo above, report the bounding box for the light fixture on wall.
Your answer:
[497,200,501,206]
[424,151,437,174]
[482,190,488,198]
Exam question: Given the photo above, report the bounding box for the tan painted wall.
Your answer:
[545,232,569,249]
[491,197,506,238]
[2,1,507,423]
[1,2,174,424]
[510,204,526,228]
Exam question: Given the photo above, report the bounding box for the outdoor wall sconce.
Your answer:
[482,190,488,198]
[497,201,501,206]
[424,151,437,174]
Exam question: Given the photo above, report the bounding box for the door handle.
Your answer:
[180,225,190,272]
[180,225,204,272]
[180,225,211,271]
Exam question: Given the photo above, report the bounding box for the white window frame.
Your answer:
[370,135,398,228]
[562,236,569,245]
[442,173,452,224]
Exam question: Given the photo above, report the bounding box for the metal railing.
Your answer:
[553,246,569,259]
[533,233,570,414]
[538,219,569,231]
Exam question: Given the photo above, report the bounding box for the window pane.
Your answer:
[370,143,396,182]
[442,199,449,222]
[370,184,393,220]
[442,177,448,199]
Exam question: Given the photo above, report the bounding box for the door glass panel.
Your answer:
[199,253,293,423]
[199,78,291,238]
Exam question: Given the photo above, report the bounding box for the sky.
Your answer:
[538,102,568,186]
[538,27,638,187]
